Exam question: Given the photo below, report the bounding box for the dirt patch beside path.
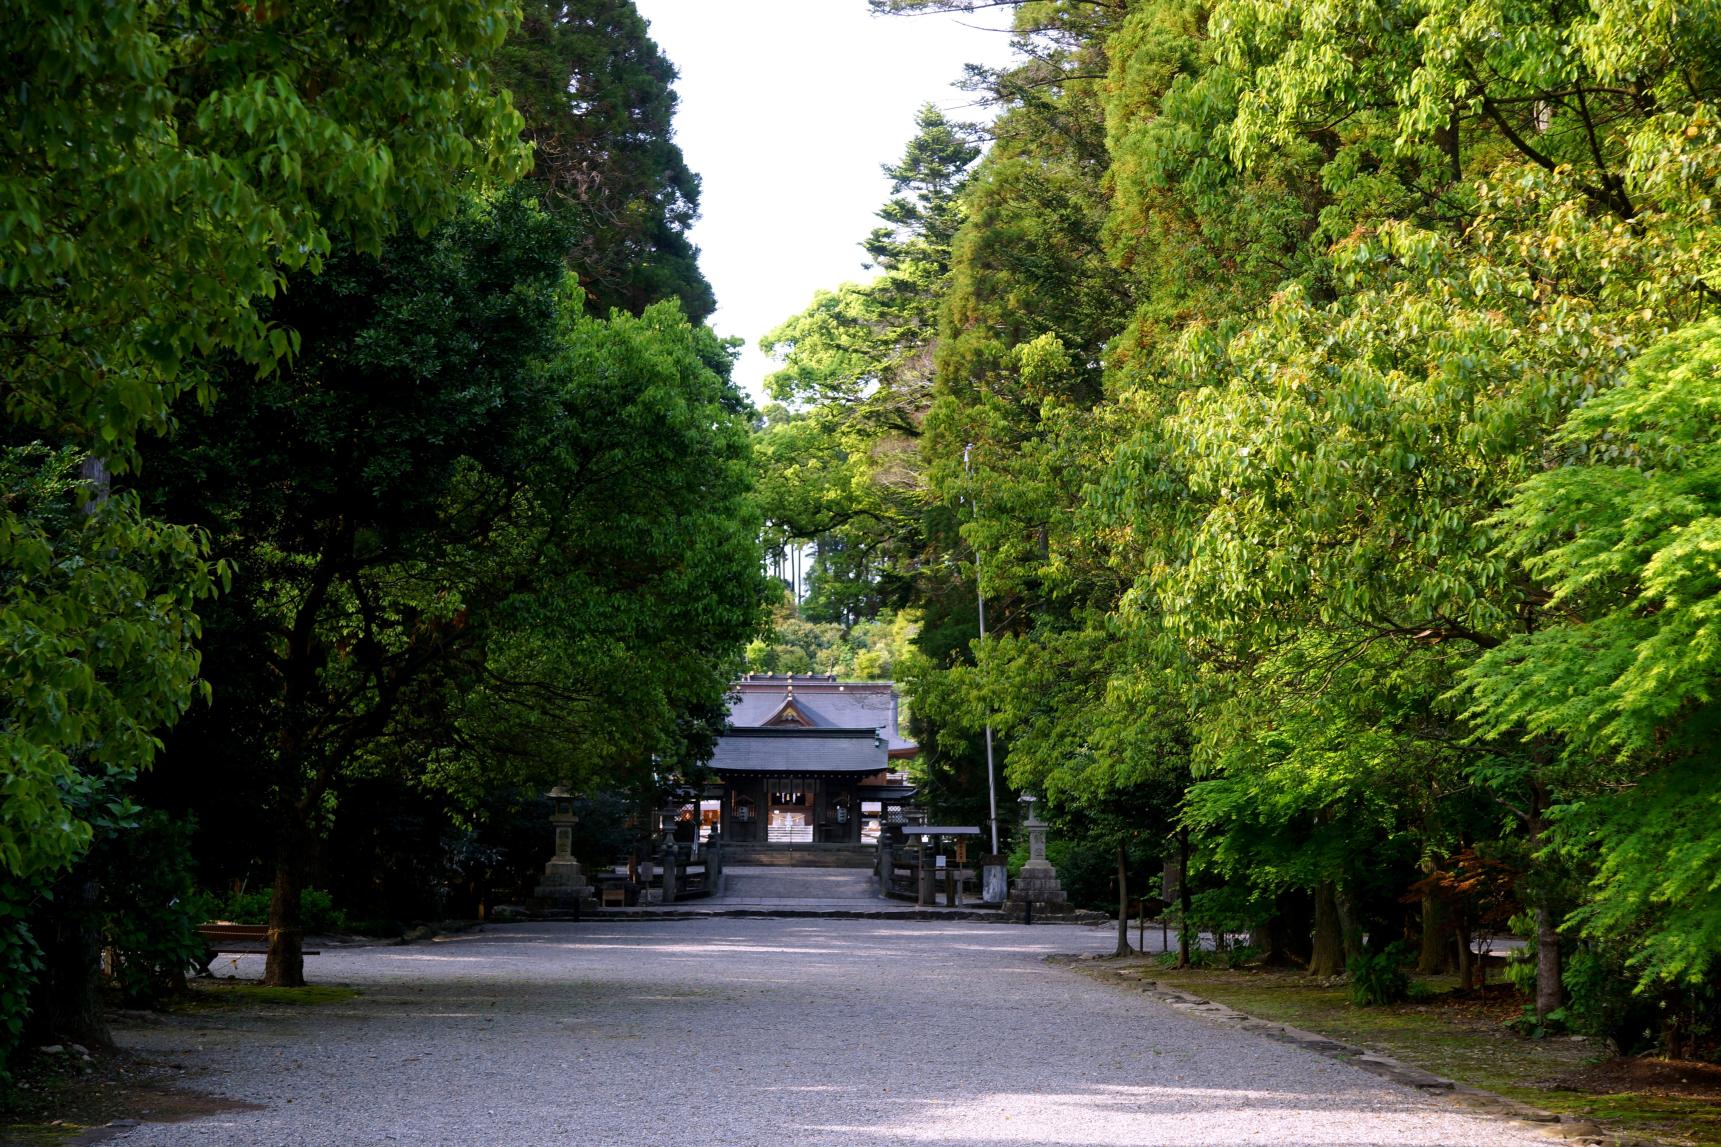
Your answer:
[1546,1058,1721,1104]
[0,1044,260,1147]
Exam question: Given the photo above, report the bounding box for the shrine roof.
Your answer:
[728,677,917,754]
[707,727,889,776]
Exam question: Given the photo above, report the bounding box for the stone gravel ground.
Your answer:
[109,919,1564,1146]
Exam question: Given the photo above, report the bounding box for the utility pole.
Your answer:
[965,444,1001,856]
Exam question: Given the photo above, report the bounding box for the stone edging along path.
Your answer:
[1078,961,1640,1147]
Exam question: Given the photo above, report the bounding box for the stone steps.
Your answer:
[718,845,877,868]
[722,866,880,900]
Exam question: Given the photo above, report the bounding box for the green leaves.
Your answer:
[2,0,529,463]
[841,0,1721,1021]
[1555,754,1721,989]
[1,0,530,889]
[0,448,213,881]
[494,0,714,322]
[1462,317,1721,760]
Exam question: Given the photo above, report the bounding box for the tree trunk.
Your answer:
[1309,880,1344,977]
[26,875,111,1049]
[79,456,111,512]
[1114,842,1132,957]
[264,817,309,988]
[1252,892,1301,966]
[1535,907,1562,1019]
[1528,783,1563,1021]
[1337,885,1364,964]
[1455,911,1474,992]
[1417,865,1450,974]
[1250,915,1282,965]
[1176,828,1192,969]
[1662,1014,1691,1060]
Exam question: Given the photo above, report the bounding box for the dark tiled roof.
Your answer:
[728,679,917,753]
[708,727,888,776]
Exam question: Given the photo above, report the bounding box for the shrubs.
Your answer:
[201,888,351,935]
[1559,945,1670,1055]
[94,811,206,1006]
[1149,941,1261,970]
[0,885,43,1079]
[1348,943,1411,1006]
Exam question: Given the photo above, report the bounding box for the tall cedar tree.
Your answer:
[494,0,715,322]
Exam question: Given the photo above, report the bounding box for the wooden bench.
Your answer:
[594,873,640,907]
[195,923,319,975]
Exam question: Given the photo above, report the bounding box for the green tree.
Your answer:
[1084,0,1718,1020]
[494,0,715,321]
[754,105,982,612]
[144,192,764,984]
[1,0,526,1055]
[740,0,1721,1048]
[908,0,1137,849]
[1460,318,1721,1013]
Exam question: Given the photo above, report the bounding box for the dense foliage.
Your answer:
[1,0,531,1063]
[493,0,715,321]
[1,0,765,1058]
[764,0,1721,1056]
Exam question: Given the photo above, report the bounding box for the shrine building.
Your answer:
[705,675,918,848]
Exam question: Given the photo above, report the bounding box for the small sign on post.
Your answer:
[914,827,982,910]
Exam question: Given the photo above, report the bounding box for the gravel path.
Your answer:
[111,919,1557,1146]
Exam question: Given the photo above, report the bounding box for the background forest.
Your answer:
[756,0,1721,1059]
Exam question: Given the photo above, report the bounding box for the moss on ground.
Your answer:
[181,983,359,1008]
[1092,959,1720,1146]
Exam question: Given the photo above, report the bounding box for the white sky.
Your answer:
[631,1,1017,403]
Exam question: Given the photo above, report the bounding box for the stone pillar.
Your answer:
[533,787,595,910]
[661,844,678,905]
[981,855,1007,904]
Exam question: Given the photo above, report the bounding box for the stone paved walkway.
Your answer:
[108,919,1562,1147]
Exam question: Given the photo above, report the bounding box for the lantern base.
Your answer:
[534,857,594,904]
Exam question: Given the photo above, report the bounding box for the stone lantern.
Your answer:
[533,786,594,909]
[1002,791,1072,922]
